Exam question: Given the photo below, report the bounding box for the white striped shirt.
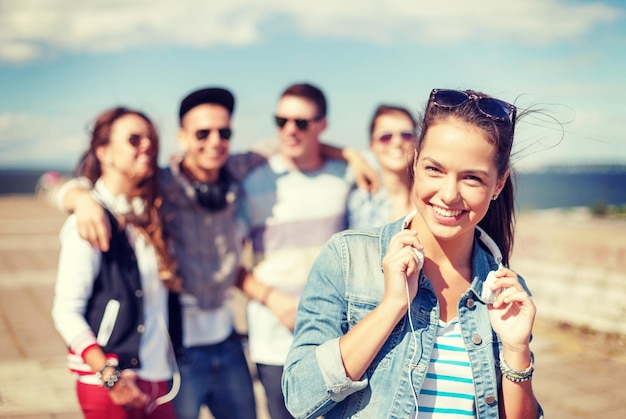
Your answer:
[241,155,352,365]
[417,318,476,417]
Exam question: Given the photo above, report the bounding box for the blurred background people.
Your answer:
[59,88,264,419]
[50,86,377,419]
[347,104,417,229]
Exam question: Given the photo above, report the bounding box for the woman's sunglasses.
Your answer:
[377,131,415,143]
[429,89,516,124]
[274,116,320,131]
[128,134,149,147]
[195,128,232,141]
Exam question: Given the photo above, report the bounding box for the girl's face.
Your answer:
[370,112,415,174]
[412,117,507,241]
[97,113,157,184]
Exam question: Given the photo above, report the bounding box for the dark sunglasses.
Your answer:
[377,131,415,143]
[195,128,232,141]
[274,116,320,131]
[429,89,516,124]
[128,134,147,147]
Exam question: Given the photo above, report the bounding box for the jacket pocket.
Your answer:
[96,299,120,347]
[347,298,406,371]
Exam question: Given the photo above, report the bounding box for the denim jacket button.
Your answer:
[485,395,497,405]
[466,298,475,309]
[472,334,482,345]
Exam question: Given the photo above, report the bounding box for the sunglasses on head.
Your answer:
[377,131,415,143]
[195,128,232,141]
[274,116,320,131]
[429,89,516,124]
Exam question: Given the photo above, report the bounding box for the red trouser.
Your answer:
[76,378,176,419]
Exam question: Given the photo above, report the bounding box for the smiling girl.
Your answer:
[282,89,542,419]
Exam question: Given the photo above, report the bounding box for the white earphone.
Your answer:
[405,225,504,413]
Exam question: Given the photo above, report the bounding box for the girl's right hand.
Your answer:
[381,229,423,310]
[75,193,111,252]
[108,370,148,409]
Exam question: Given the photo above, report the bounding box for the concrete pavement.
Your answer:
[0,195,625,418]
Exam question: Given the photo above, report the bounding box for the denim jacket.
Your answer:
[283,215,543,419]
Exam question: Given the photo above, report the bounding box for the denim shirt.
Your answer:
[346,151,390,230]
[283,216,543,419]
[346,185,391,230]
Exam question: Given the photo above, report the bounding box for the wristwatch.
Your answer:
[101,368,121,390]
[95,359,121,390]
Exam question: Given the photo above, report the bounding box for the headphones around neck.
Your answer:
[476,226,504,304]
[475,226,503,268]
[189,167,232,212]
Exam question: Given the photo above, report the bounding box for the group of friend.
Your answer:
[50,82,542,419]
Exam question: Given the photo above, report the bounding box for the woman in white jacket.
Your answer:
[52,106,178,418]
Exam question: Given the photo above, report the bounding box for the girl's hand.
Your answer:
[487,268,536,351]
[381,229,423,310]
[75,193,111,252]
[108,370,148,408]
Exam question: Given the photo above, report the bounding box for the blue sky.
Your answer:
[1,0,625,172]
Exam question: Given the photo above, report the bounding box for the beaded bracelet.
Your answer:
[499,350,534,382]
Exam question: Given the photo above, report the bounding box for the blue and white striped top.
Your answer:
[417,318,476,417]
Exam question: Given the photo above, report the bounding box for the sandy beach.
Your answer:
[0,195,625,418]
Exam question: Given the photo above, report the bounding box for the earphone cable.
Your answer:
[405,278,419,411]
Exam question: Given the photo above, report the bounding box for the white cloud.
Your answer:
[290,0,622,46]
[0,113,44,140]
[0,112,83,167]
[0,41,43,62]
[0,0,621,63]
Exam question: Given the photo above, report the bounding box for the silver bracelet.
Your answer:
[95,358,120,389]
[499,350,534,382]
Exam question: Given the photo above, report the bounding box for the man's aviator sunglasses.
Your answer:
[194,128,232,141]
[429,89,516,124]
[274,116,321,131]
